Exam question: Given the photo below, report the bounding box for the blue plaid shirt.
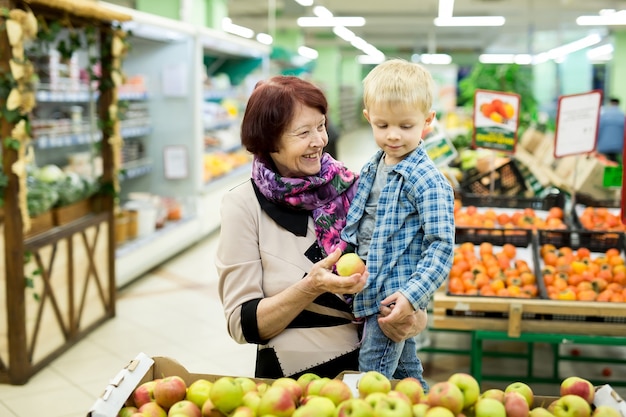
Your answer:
[341,146,455,318]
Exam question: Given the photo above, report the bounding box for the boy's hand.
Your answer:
[377,292,427,342]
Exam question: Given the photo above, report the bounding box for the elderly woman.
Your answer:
[216,75,428,379]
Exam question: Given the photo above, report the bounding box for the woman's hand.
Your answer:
[300,248,368,297]
[377,293,428,342]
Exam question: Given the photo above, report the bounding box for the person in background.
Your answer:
[597,97,625,163]
[215,75,429,379]
[341,59,455,390]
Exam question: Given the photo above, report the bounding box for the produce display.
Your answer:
[576,207,625,232]
[448,241,539,298]
[454,203,567,231]
[115,371,618,417]
[539,243,626,302]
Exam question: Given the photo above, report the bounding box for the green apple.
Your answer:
[242,390,262,412]
[154,376,188,410]
[413,403,431,417]
[425,406,456,417]
[427,381,464,415]
[209,376,244,415]
[319,378,353,406]
[475,398,506,417]
[185,379,212,409]
[230,405,256,417]
[505,382,534,408]
[298,396,337,417]
[358,371,392,398]
[531,406,556,417]
[560,377,595,405]
[504,391,530,417]
[480,389,505,403]
[167,400,201,417]
[592,405,622,417]
[336,253,366,276]
[118,406,139,417]
[235,377,258,395]
[552,395,592,417]
[296,373,321,391]
[257,385,297,417]
[336,398,375,417]
[303,377,331,397]
[448,373,480,409]
[374,396,413,417]
[394,377,424,405]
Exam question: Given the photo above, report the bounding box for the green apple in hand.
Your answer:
[336,253,366,276]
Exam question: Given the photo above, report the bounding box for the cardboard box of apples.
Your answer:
[87,352,625,417]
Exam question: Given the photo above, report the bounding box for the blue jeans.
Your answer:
[358,315,429,392]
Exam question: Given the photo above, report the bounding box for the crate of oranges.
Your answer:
[448,229,541,299]
[537,229,626,303]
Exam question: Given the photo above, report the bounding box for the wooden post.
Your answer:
[1,0,29,384]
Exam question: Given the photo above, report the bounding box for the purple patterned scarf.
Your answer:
[252,153,358,257]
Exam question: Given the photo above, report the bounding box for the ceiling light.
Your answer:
[298,46,319,60]
[294,0,314,6]
[438,0,455,18]
[313,6,333,18]
[418,54,452,65]
[357,55,385,65]
[576,10,626,26]
[333,26,356,42]
[434,16,505,27]
[297,17,366,27]
[587,44,614,59]
[546,33,602,59]
[256,33,273,45]
[479,54,532,65]
[221,18,254,38]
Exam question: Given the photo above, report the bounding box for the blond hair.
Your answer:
[362,58,434,114]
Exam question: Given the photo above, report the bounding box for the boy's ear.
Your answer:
[425,111,436,125]
[363,109,371,123]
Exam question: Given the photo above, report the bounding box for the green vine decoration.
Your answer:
[23,250,42,301]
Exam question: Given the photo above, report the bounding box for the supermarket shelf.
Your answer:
[120,158,153,180]
[34,131,102,148]
[115,216,203,288]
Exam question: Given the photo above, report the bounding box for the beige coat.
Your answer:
[216,180,360,377]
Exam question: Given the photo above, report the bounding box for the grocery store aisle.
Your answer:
[0,127,625,417]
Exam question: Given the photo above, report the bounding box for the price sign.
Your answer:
[424,134,457,167]
[554,91,602,158]
[472,89,520,153]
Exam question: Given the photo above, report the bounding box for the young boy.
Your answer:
[341,58,455,390]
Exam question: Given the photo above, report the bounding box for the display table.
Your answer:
[430,293,626,387]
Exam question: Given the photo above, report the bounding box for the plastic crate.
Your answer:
[460,160,527,196]
[455,226,533,247]
[574,192,620,208]
[459,190,565,211]
[537,229,625,253]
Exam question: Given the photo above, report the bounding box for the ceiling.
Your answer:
[226,0,626,58]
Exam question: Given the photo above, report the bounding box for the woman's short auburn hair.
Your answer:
[241,75,328,156]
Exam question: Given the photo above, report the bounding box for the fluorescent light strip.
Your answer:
[313,6,333,18]
[297,17,366,27]
[546,33,602,59]
[438,0,455,18]
[577,10,626,25]
[222,18,254,38]
[256,33,273,45]
[434,16,505,26]
[587,43,614,58]
[298,46,319,59]
[333,26,356,42]
[479,54,532,64]
[418,54,452,65]
[294,0,314,6]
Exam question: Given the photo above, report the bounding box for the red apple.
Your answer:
[560,377,595,404]
[272,377,303,402]
[167,400,201,417]
[394,377,425,405]
[257,385,297,417]
[504,391,530,417]
[139,402,167,417]
[133,380,159,408]
[303,377,331,397]
[319,378,353,406]
[552,395,592,417]
[200,399,222,417]
[505,382,534,408]
[154,376,187,410]
[358,371,392,398]
[336,253,366,276]
[428,381,464,415]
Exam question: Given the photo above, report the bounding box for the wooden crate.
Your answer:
[52,198,92,226]
[432,292,626,338]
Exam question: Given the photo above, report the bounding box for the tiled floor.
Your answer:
[1,127,625,417]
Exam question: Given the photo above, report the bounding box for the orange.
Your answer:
[577,289,597,301]
[479,242,494,256]
[557,288,576,301]
[502,243,517,259]
[449,277,465,294]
